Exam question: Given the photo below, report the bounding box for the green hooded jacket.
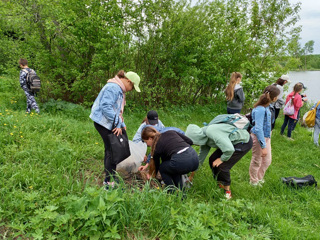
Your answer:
[185,123,250,164]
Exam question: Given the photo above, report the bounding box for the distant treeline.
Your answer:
[0,0,302,108]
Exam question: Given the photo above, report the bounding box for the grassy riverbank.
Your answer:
[1,75,320,239]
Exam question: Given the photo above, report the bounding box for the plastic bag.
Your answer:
[116,140,147,173]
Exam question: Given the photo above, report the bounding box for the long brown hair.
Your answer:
[141,126,161,177]
[293,83,303,95]
[253,85,280,108]
[225,72,242,101]
[275,78,287,86]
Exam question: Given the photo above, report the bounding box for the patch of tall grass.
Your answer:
[0,75,319,239]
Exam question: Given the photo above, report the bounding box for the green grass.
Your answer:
[1,75,320,239]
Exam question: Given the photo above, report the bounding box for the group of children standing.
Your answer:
[89,70,319,199]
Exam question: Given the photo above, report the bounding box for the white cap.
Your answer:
[280,74,291,83]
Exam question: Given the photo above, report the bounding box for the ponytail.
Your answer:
[225,72,242,101]
[253,85,280,108]
[293,83,303,95]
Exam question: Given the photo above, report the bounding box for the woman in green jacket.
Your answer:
[186,123,252,199]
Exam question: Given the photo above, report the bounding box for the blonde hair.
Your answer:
[253,85,280,108]
[141,126,161,177]
[225,72,242,101]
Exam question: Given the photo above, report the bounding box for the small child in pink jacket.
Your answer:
[280,83,304,140]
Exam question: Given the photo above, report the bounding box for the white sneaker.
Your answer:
[250,181,262,187]
[225,190,232,200]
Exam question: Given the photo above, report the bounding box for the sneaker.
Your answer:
[287,137,294,141]
[259,179,265,184]
[250,181,261,187]
[104,181,115,190]
[225,190,232,200]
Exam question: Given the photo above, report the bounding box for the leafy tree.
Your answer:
[303,40,315,70]
[0,0,303,107]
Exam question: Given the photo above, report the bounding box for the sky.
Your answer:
[289,0,320,54]
[190,0,320,54]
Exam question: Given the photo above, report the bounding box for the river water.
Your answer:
[287,71,320,104]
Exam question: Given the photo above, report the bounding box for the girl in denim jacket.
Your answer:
[90,70,141,187]
[249,85,280,186]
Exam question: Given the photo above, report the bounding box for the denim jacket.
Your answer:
[311,101,320,120]
[90,82,125,130]
[251,105,271,149]
[132,120,166,143]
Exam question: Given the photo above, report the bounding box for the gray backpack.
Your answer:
[22,69,41,93]
[208,114,250,130]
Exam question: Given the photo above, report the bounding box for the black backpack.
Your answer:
[22,68,41,93]
[245,105,276,132]
[281,175,317,188]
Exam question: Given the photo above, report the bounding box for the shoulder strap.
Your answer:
[316,101,320,108]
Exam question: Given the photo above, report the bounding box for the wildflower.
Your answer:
[95,142,99,144]
[28,186,33,189]
[4,123,7,125]
[14,126,17,128]
[20,131,22,133]
[10,133,13,136]
[20,136,23,138]
[5,110,8,112]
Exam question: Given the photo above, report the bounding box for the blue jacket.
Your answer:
[90,82,125,130]
[132,120,165,143]
[251,105,271,149]
[311,101,320,120]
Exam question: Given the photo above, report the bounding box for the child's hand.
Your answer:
[212,158,223,167]
[139,163,149,172]
[143,155,147,162]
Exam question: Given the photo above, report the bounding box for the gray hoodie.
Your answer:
[227,84,245,109]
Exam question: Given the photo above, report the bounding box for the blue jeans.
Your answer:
[314,119,320,146]
[280,115,295,138]
[159,147,199,190]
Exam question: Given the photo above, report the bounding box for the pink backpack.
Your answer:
[283,97,295,116]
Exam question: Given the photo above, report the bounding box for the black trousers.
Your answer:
[209,137,253,186]
[94,122,116,182]
[227,108,241,114]
[272,108,280,129]
[159,147,199,190]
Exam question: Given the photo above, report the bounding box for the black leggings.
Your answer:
[94,122,116,182]
[209,137,253,186]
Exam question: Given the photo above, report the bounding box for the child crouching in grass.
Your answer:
[141,126,199,192]
[186,121,252,200]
